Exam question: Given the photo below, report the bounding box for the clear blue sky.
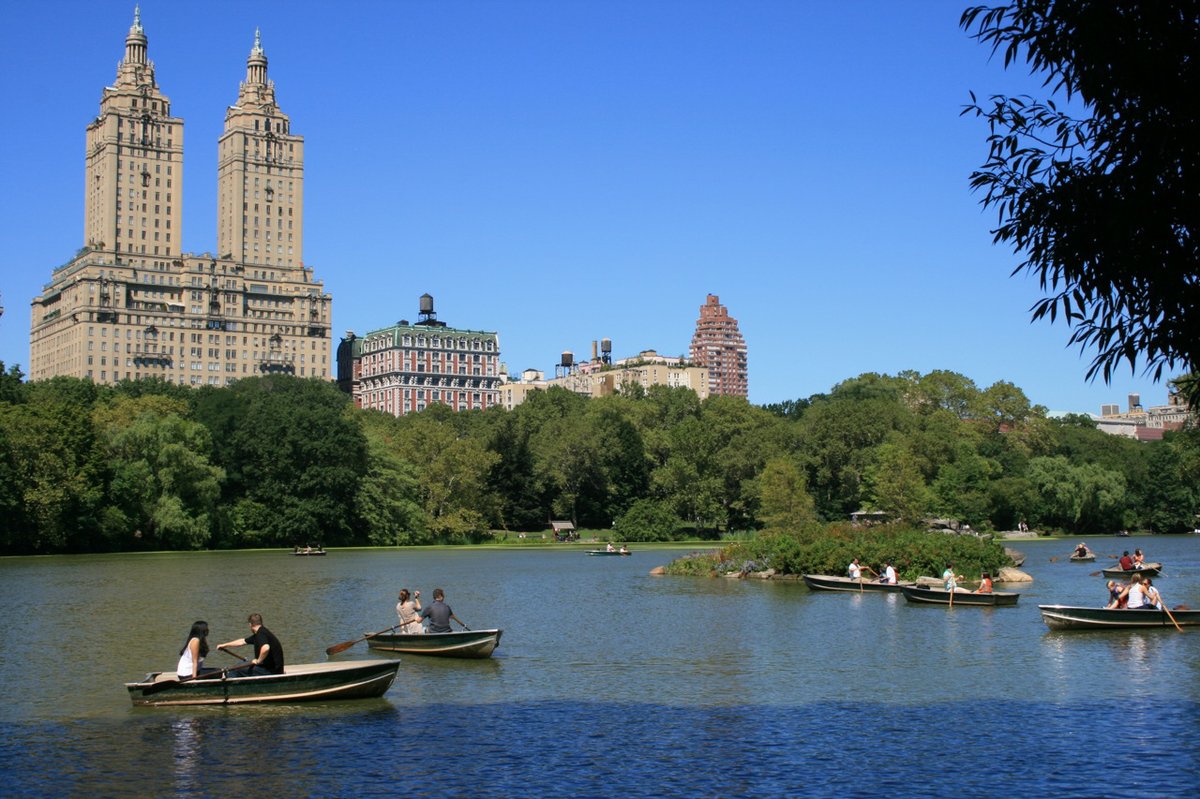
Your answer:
[0,1,1172,414]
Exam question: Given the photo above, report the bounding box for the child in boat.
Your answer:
[1106,580,1125,608]
[975,572,993,594]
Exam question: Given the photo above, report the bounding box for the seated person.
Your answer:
[879,562,898,585]
[1118,551,1134,571]
[975,572,993,594]
[1073,543,1090,558]
[1105,580,1125,609]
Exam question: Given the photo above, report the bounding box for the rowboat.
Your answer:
[366,628,503,658]
[292,548,326,556]
[586,549,631,556]
[1039,604,1200,631]
[126,659,400,706]
[802,574,912,593]
[1100,563,1162,578]
[1069,553,1096,563]
[900,585,1020,606]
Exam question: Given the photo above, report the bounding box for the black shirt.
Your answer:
[246,625,285,673]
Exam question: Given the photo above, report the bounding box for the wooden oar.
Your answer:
[1156,591,1184,632]
[325,624,398,656]
[141,663,242,697]
[220,647,248,662]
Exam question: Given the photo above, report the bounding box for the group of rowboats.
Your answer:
[803,559,1192,630]
[127,627,504,708]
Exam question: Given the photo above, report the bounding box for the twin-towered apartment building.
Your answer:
[29,10,330,387]
[29,11,748,413]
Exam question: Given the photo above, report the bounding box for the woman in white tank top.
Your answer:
[177,620,212,678]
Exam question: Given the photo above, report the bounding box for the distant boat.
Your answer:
[366,629,503,659]
[900,585,1020,606]
[802,574,911,593]
[1069,553,1096,563]
[1039,605,1200,631]
[126,660,399,706]
[587,549,631,556]
[1100,563,1162,578]
[292,548,327,556]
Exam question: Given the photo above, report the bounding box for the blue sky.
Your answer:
[0,1,1172,414]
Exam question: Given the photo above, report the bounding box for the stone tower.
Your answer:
[84,6,184,259]
[217,29,305,268]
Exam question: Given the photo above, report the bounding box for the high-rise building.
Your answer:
[339,295,502,416]
[29,12,331,386]
[218,29,304,269]
[689,294,748,398]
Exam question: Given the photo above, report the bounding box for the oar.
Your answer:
[220,647,248,662]
[1157,592,1184,632]
[325,624,397,656]
[141,663,242,697]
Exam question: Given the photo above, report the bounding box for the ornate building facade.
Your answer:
[339,295,502,416]
[689,294,747,398]
[29,11,331,386]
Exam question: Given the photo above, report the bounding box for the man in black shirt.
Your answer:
[218,613,285,676]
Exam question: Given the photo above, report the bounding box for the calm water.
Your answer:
[2,537,1198,797]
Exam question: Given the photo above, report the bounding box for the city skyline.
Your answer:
[0,1,1175,414]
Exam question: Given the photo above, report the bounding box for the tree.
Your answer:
[95,395,224,550]
[962,2,1200,403]
[756,457,817,531]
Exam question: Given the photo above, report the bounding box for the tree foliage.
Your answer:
[961,1,1200,403]
[0,366,1196,553]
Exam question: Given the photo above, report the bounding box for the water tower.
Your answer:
[556,350,574,379]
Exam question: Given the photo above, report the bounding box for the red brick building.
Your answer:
[689,294,748,398]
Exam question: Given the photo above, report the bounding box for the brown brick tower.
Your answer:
[689,294,748,398]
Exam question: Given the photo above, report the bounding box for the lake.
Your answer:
[1,536,1198,797]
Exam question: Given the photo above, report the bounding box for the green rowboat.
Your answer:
[900,585,1020,606]
[126,659,400,706]
[802,574,911,593]
[367,629,503,658]
[1039,604,1200,630]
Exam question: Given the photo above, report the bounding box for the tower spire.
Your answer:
[246,27,268,86]
[124,5,148,66]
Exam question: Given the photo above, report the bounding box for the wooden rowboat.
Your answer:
[586,550,631,556]
[900,585,1020,606]
[1069,553,1096,563]
[1100,562,1162,578]
[802,574,912,593]
[1039,604,1200,631]
[126,659,400,706]
[367,629,503,658]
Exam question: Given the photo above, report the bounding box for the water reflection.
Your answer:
[170,716,202,796]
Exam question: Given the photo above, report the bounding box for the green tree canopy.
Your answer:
[962,1,1200,402]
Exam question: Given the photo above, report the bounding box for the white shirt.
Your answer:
[883,565,897,584]
[177,642,202,678]
[848,562,861,580]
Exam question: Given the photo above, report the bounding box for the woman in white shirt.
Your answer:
[176,620,217,679]
[396,589,424,634]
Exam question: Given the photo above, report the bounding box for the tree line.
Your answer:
[0,363,1196,555]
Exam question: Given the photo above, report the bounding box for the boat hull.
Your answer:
[126,660,399,706]
[900,585,1020,606]
[802,574,911,593]
[586,550,631,556]
[1039,605,1200,630]
[1069,554,1096,563]
[1100,563,1162,578]
[367,629,503,658]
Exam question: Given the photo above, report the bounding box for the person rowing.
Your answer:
[418,588,468,633]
